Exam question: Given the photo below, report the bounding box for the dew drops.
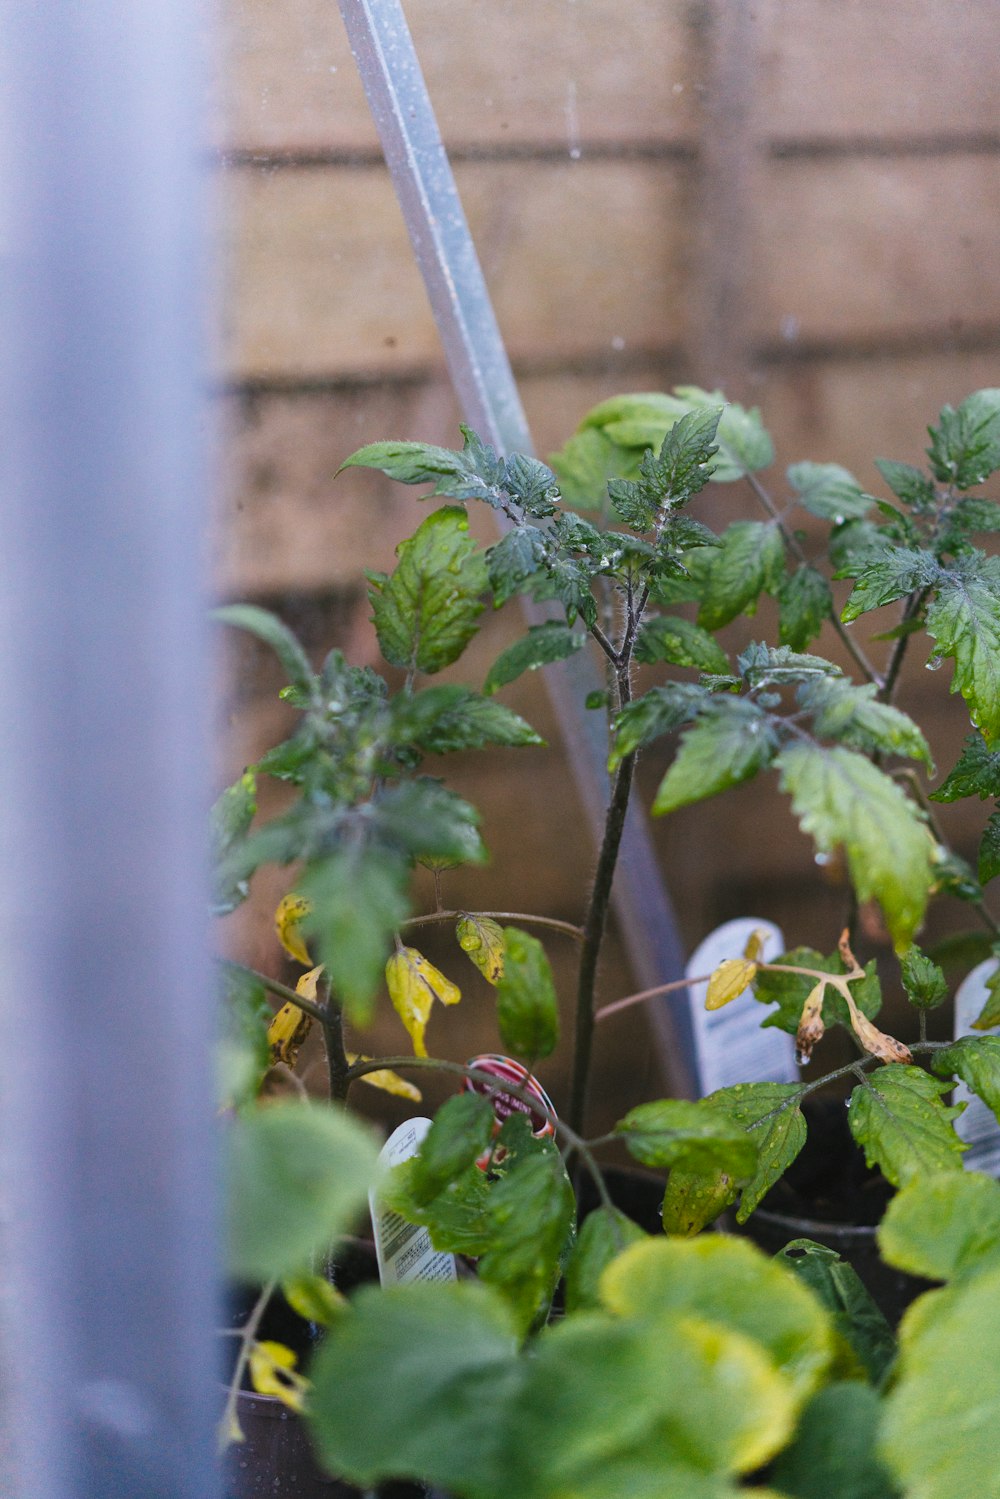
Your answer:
[926,655,944,672]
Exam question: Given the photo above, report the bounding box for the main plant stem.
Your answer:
[568,750,637,1134]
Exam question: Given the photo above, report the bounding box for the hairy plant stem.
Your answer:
[323,987,352,1104]
[568,751,636,1135]
[878,585,932,705]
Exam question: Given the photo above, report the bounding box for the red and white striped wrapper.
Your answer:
[464,1054,557,1146]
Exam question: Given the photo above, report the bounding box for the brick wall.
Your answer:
[209,0,1000,1125]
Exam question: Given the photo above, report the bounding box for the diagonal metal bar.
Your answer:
[337,0,698,1096]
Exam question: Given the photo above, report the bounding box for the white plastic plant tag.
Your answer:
[953,959,1000,1176]
[685,917,798,1097]
[369,1117,457,1287]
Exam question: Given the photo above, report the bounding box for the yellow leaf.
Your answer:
[456,914,505,985]
[795,980,826,1064]
[248,1340,309,1412]
[275,893,313,967]
[743,927,768,962]
[346,1052,422,1102]
[266,966,324,1066]
[705,957,758,1010]
[848,1003,913,1066]
[385,947,461,1057]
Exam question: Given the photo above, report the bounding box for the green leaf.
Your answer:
[635,614,730,673]
[300,848,410,1025]
[652,702,778,814]
[485,525,551,608]
[368,506,486,675]
[600,1235,833,1400]
[394,686,544,754]
[281,1272,344,1328]
[306,1282,520,1493]
[407,1094,497,1206]
[483,620,585,695]
[839,547,939,622]
[753,947,882,1035]
[615,1098,758,1175]
[563,1208,648,1314]
[226,1101,380,1282]
[501,452,561,518]
[778,565,833,650]
[775,1241,896,1387]
[787,462,873,522]
[495,927,559,1060]
[696,521,786,630]
[980,812,1000,884]
[972,963,1000,1029]
[382,1158,493,1257]
[927,387,1000,488]
[881,1260,1000,1499]
[210,770,258,914]
[847,1066,966,1188]
[933,734,1000,806]
[876,457,938,511]
[548,425,624,510]
[737,641,842,687]
[900,946,948,1009]
[214,604,315,697]
[661,1084,807,1230]
[878,1171,1000,1283]
[796,676,933,768]
[375,778,487,869]
[770,1382,901,1499]
[478,1148,576,1333]
[338,437,471,490]
[940,496,1000,552]
[925,558,1000,747]
[932,1034,1000,1118]
[609,682,706,768]
[216,962,271,1110]
[671,387,774,479]
[607,407,722,529]
[776,743,933,950]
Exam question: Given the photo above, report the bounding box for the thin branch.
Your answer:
[589,619,620,665]
[218,959,328,1026]
[401,908,585,943]
[879,586,933,704]
[218,1280,276,1453]
[595,973,713,1023]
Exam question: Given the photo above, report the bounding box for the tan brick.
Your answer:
[759,0,1000,142]
[216,159,689,380]
[749,155,1000,346]
[210,0,693,155]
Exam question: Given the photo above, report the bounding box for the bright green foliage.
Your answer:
[847,1066,966,1188]
[495,927,559,1059]
[695,521,786,630]
[753,947,882,1035]
[634,614,730,673]
[407,1094,497,1206]
[787,462,873,522]
[839,547,940,623]
[776,743,933,949]
[932,1034,1000,1117]
[652,702,778,813]
[899,946,947,1009]
[477,1147,576,1333]
[615,1098,758,1175]
[606,407,721,528]
[925,558,1000,746]
[660,1083,807,1230]
[483,620,584,694]
[881,1261,1000,1499]
[778,565,834,650]
[600,1236,833,1400]
[979,811,1000,884]
[878,1172,1000,1283]
[564,1208,648,1313]
[226,1101,380,1282]
[926,387,1000,488]
[775,1241,896,1387]
[770,1383,901,1499]
[368,506,487,674]
[300,848,410,1024]
[795,677,932,768]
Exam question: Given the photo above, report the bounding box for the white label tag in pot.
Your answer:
[953,959,1000,1176]
[370,1117,458,1287]
[685,918,798,1097]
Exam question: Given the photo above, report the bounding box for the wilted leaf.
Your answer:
[705,957,758,1010]
[847,1066,966,1188]
[275,893,313,966]
[385,947,461,1058]
[346,1055,422,1102]
[248,1340,309,1412]
[456,913,505,984]
[267,965,323,1067]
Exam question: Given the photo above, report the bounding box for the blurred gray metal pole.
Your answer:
[0,3,220,1497]
[338,0,698,1096]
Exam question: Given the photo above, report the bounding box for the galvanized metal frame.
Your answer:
[337,0,698,1096]
[1,3,220,1495]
